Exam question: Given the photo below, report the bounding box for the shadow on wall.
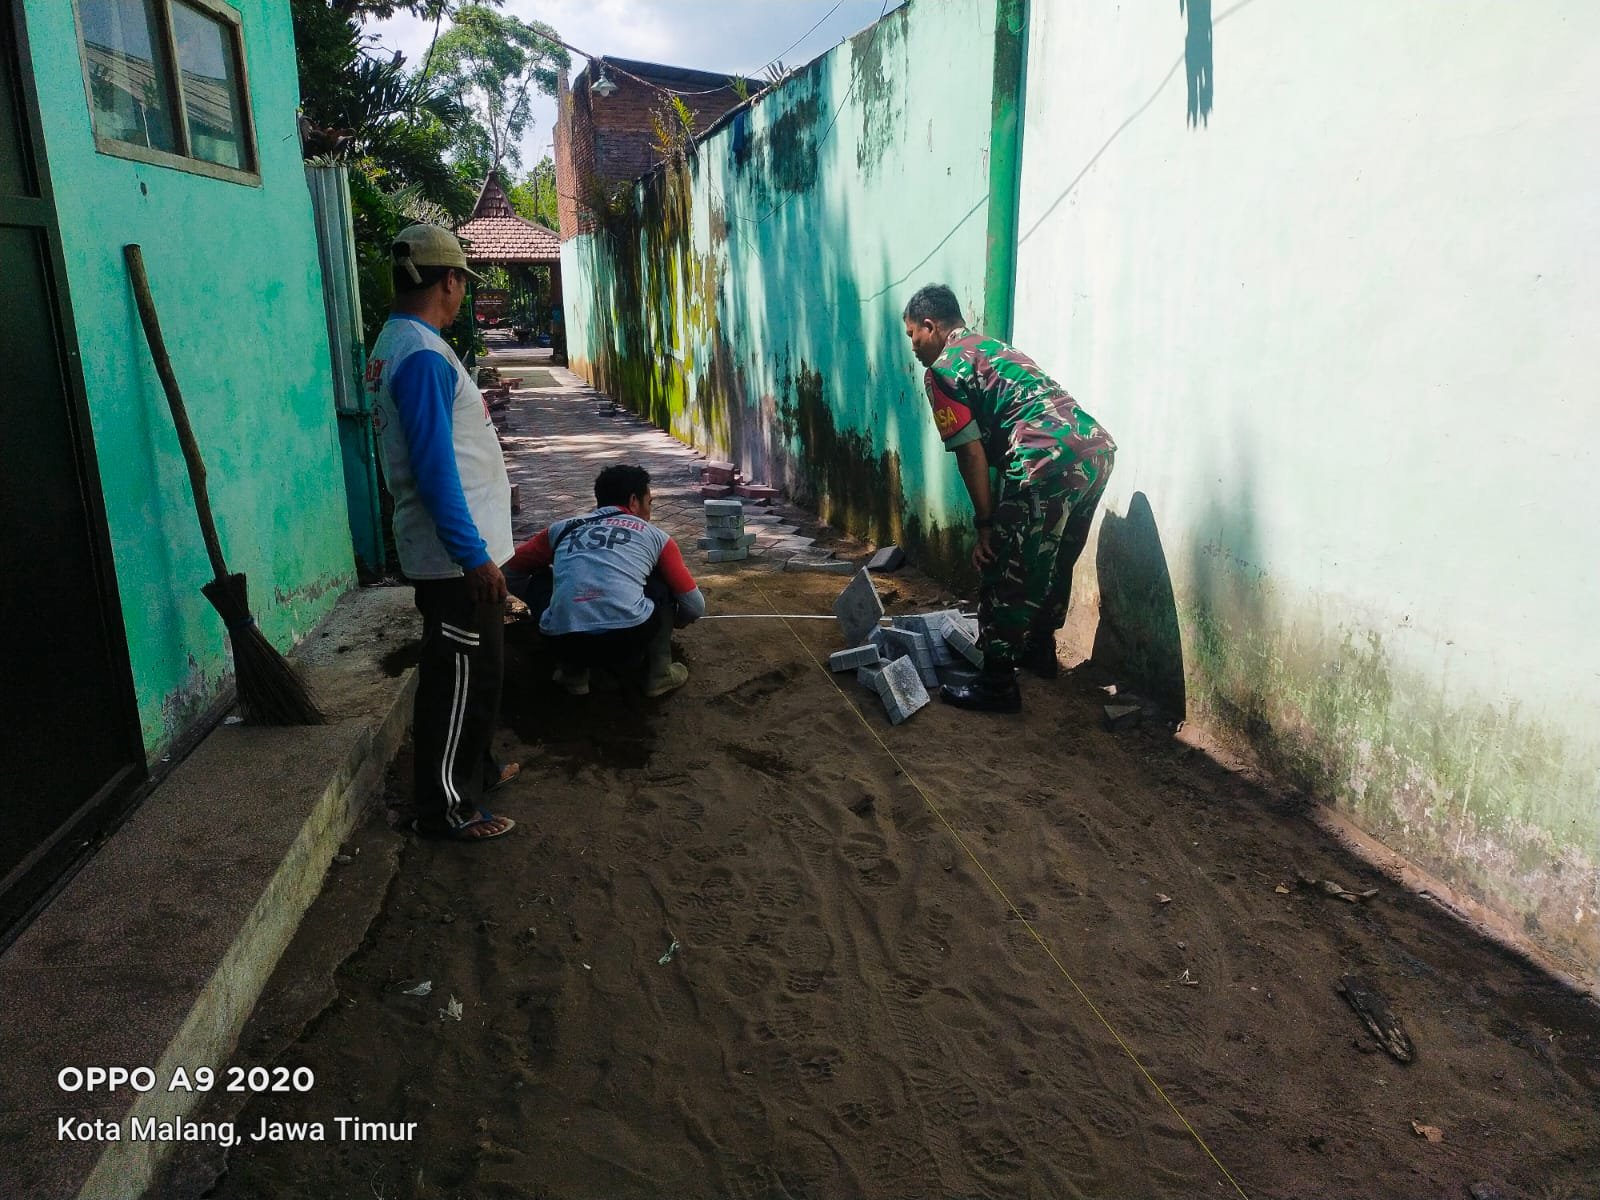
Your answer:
[1093,491,1187,716]
[1181,0,1214,126]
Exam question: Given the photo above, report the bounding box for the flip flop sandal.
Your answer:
[409,812,516,841]
[445,812,516,842]
[486,761,522,793]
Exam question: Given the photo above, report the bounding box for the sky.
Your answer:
[364,0,905,178]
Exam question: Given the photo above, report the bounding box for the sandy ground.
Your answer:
[173,555,1600,1200]
[157,368,1600,1200]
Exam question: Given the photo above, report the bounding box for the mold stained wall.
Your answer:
[26,0,355,757]
[562,0,998,580]
[1014,2,1600,972]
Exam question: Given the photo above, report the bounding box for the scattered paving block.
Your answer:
[784,556,856,575]
[707,546,750,563]
[704,499,744,517]
[830,645,883,672]
[867,545,906,573]
[703,461,736,485]
[895,611,963,666]
[833,569,883,647]
[878,656,930,725]
[867,627,892,657]
[509,483,521,514]
[942,619,985,668]
[1103,703,1143,732]
[771,536,816,552]
[883,627,939,686]
[857,663,887,693]
[697,532,757,550]
[735,484,778,502]
[697,484,733,499]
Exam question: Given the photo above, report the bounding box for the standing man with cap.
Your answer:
[367,224,517,840]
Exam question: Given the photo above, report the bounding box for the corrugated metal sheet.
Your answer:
[305,164,364,414]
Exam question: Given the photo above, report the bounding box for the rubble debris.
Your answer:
[1338,974,1415,1062]
[1298,872,1378,903]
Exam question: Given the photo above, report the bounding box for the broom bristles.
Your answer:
[202,572,326,726]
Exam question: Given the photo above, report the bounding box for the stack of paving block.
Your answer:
[699,460,736,499]
[700,498,755,562]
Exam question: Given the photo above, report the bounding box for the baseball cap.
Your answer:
[392,223,484,285]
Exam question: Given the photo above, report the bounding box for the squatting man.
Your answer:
[505,464,706,697]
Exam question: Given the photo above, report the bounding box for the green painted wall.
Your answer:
[26,0,354,756]
[1014,2,1600,974]
[563,0,999,583]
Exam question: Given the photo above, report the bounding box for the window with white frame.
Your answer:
[76,0,257,181]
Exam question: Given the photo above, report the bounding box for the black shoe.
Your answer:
[940,672,1022,713]
[1018,639,1060,679]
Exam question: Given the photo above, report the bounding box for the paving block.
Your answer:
[830,645,883,672]
[1103,703,1143,732]
[833,569,883,647]
[867,627,892,657]
[783,557,856,576]
[883,626,931,664]
[705,516,745,532]
[857,663,887,693]
[509,483,521,514]
[943,619,985,667]
[703,461,736,485]
[867,545,906,573]
[771,536,816,552]
[706,546,750,563]
[697,532,757,550]
[697,484,733,499]
[879,656,930,725]
[735,484,778,502]
[704,499,744,517]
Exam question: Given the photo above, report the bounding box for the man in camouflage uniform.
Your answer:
[903,283,1116,713]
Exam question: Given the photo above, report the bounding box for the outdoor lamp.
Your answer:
[592,65,618,98]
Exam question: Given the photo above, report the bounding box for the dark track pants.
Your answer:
[412,577,504,834]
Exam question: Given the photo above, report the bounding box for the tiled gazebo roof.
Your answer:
[456,174,560,265]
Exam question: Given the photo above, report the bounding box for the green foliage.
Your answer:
[427,5,569,171]
[728,76,750,103]
[506,156,559,229]
[650,96,696,164]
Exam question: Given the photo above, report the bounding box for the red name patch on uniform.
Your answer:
[925,370,974,442]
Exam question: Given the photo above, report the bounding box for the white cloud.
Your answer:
[363,0,901,176]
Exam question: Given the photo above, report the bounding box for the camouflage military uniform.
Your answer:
[924,328,1116,667]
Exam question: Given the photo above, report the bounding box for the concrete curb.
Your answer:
[0,586,418,1200]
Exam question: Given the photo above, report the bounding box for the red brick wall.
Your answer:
[554,71,597,240]
[555,64,746,241]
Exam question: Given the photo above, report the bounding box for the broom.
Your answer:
[125,244,325,726]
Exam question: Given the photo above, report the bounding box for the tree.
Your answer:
[506,157,559,230]
[427,5,568,172]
